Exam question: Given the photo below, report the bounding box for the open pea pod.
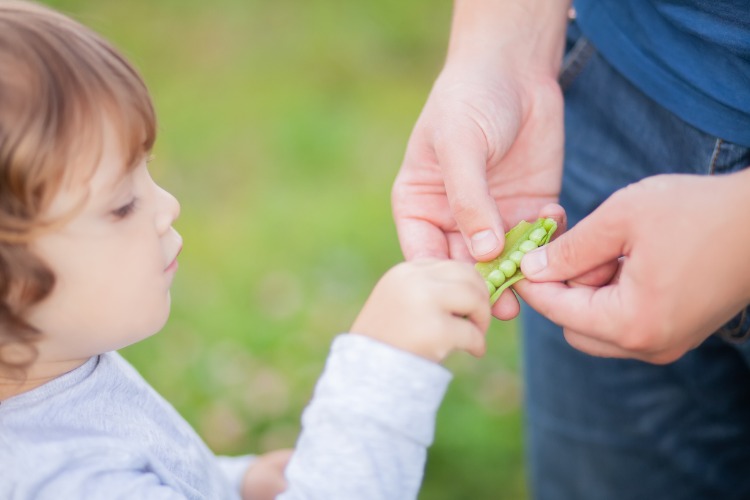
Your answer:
[475,217,557,305]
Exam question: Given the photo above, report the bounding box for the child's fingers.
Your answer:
[421,257,480,280]
[436,280,491,330]
[446,315,487,358]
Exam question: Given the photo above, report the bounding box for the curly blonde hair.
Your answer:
[0,1,156,373]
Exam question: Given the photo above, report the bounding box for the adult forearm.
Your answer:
[447,0,571,77]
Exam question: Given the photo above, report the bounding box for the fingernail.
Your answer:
[470,230,499,257]
[522,247,547,276]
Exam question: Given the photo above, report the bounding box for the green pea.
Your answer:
[519,240,538,253]
[509,250,524,266]
[487,269,506,287]
[499,259,517,278]
[528,227,547,245]
[474,217,558,305]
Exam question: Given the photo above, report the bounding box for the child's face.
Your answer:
[25,123,182,365]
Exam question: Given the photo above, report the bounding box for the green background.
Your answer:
[43,1,528,498]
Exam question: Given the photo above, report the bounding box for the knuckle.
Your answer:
[617,321,668,354]
[554,236,581,269]
[647,349,683,365]
[616,315,655,352]
[450,194,483,223]
[562,329,589,354]
[617,330,651,353]
[616,298,674,354]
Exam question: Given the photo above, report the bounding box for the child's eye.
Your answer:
[111,198,138,219]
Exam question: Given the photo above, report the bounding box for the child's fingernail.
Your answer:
[522,247,547,276]
[470,230,499,257]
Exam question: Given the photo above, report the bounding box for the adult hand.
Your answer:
[516,171,750,364]
[391,1,569,319]
[392,67,563,261]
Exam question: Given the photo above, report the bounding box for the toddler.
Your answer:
[0,2,490,499]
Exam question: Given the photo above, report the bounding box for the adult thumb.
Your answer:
[521,201,627,282]
[439,134,505,261]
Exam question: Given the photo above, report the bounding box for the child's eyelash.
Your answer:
[112,198,138,219]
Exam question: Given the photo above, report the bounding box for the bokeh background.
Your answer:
[44,1,528,498]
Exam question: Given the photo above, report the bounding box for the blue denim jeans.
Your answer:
[521,22,750,500]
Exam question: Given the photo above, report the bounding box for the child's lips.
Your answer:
[165,246,182,272]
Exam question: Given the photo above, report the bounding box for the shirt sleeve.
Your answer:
[9,457,190,500]
[279,334,453,500]
[214,454,255,495]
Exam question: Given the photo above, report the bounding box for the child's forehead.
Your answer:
[47,118,146,213]
[3,2,156,164]
[73,120,146,187]
[0,1,156,236]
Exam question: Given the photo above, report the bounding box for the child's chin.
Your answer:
[131,306,172,344]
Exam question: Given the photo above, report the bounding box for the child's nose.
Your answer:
[155,186,180,234]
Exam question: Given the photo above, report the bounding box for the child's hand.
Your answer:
[351,259,491,363]
[241,448,294,500]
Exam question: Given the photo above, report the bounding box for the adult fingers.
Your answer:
[491,288,521,320]
[513,279,625,342]
[567,260,620,287]
[562,328,687,365]
[447,230,474,262]
[482,203,563,320]
[515,276,634,357]
[394,216,450,260]
[517,277,687,362]
[521,197,628,282]
[561,329,635,359]
[436,127,506,262]
[537,203,567,238]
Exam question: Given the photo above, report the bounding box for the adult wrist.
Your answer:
[445,0,571,79]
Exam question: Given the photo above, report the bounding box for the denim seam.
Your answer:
[559,36,595,92]
[708,138,723,175]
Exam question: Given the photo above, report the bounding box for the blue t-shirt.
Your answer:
[574,0,750,147]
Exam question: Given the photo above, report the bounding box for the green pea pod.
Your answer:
[475,217,557,305]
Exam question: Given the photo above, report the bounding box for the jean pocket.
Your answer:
[559,22,596,92]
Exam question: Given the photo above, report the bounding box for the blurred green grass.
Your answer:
[44,1,528,498]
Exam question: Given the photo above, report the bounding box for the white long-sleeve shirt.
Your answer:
[0,334,451,499]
